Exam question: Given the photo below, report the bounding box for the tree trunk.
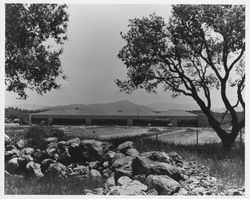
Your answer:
[221,134,235,151]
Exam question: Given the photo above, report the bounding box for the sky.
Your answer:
[4,4,242,108]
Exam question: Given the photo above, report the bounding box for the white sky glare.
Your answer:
[4,4,242,109]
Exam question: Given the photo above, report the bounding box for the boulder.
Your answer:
[44,162,66,178]
[105,175,116,188]
[141,151,172,163]
[146,188,159,195]
[41,159,56,174]
[103,161,109,168]
[89,161,100,170]
[117,141,133,153]
[168,151,183,164]
[132,156,183,181]
[44,137,57,144]
[5,134,12,145]
[67,138,81,148]
[58,146,72,166]
[112,156,133,168]
[26,162,44,178]
[117,176,132,186]
[80,140,103,161]
[102,151,116,162]
[88,169,102,182]
[5,149,20,162]
[125,148,139,157]
[145,175,181,195]
[16,139,29,149]
[107,178,147,195]
[21,147,35,156]
[6,157,19,173]
[114,168,132,184]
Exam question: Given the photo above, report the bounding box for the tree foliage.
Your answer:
[5,4,69,99]
[117,5,245,149]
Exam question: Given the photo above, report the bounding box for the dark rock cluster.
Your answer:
[4,134,244,195]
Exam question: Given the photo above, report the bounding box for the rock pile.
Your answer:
[4,135,244,195]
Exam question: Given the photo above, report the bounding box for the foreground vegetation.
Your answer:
[5,126,244,194]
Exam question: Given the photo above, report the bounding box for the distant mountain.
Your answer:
[46,100,155,115]
[212,106,244,113]
[147,102,199,111]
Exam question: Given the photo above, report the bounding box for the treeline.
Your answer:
[5,107,46,120]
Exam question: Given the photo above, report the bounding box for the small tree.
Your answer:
[116,5,245,150]
[5,4,69,99]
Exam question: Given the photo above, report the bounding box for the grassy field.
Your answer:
[5,125,245,194]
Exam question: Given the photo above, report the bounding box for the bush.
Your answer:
[24,125,64,149]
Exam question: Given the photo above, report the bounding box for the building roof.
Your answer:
[32,108,197,117]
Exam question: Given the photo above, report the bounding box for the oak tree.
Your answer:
[116,5,245,150]
[5,4,69,99]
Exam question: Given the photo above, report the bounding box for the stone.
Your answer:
[102,151,116,161]
[34,150,51,163]
[112,156,133,168]
[73,165,88,175]
[5,149,20,162]
[41,159,56,174]
[133,174,147,184]
[192,186,206,194]
[117,176,132,186]
[177,188,189,195]
[67,138,81,147]
[58,146,72,166]
[132,156,183,181]
[89,161,100,169]
[6,157,19,173]
[145,174,181,195]
[105,176,116,188]
[5,134,12,145]
[46,147,57,156]
[146,188,159,195]
[17,155,30,170]
[81,140,103,161]
[88,169,102,182]
[44,137,57,144]
[57,141,67,149]
[103,161,109,168]
[168,151,183,164]
[117,141,133,153]
[5,144,17,151]
[141,151,172,163]
[114,168,132,184]
[16,139,29,149]
[126,148,139,157]
[45,162,66,178]
[21,147,35,156]
[26,162,44,178]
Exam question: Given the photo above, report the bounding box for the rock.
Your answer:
[57,141,67,149]
[44,137,57,144]
[114,168,132,184]
[102,151,116,162]
[41,159,56,174]
[67,138,81,147]
[117,141,133,153]
[117,176,132,186]
[16,139,29,149]
[177,188,189,195]
[46,147,57,156]
[105,175,116,188]
[5,134,12,145]
[145,175,181,195]
[168,151,183,164]
[34,150,51,163]
[44,162,66,178]
[133,174,147,184]
[73,165,88,175]
[146,188,159,195]
[192,186,206,195]
[88,169,102,182]
[107,179,147,195]
[81,140,103,161]
[5,144,17,151]
[141,151,172,163]
[126,148,139,157]
[112,156,133,168]
[21,147,35,156]
[58,146,72,166]
[103,161,109,168]
[6,157,19,173]
[89,161,100,170]
[132,156,183,181]
[101,142,113,154]
[5,149,20,162]
[26,162,44,178]
[17,155,30,170]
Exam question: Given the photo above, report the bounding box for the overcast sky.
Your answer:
[5,4,241,108]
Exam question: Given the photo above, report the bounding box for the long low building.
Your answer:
[29,108,209,127]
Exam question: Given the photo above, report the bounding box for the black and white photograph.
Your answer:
[1,1,247,197]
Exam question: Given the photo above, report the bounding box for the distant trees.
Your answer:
[116,5,245,150]
[5,4,69,99]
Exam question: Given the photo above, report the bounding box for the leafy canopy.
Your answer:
[117,5,245,112]
[5,4,69,99]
